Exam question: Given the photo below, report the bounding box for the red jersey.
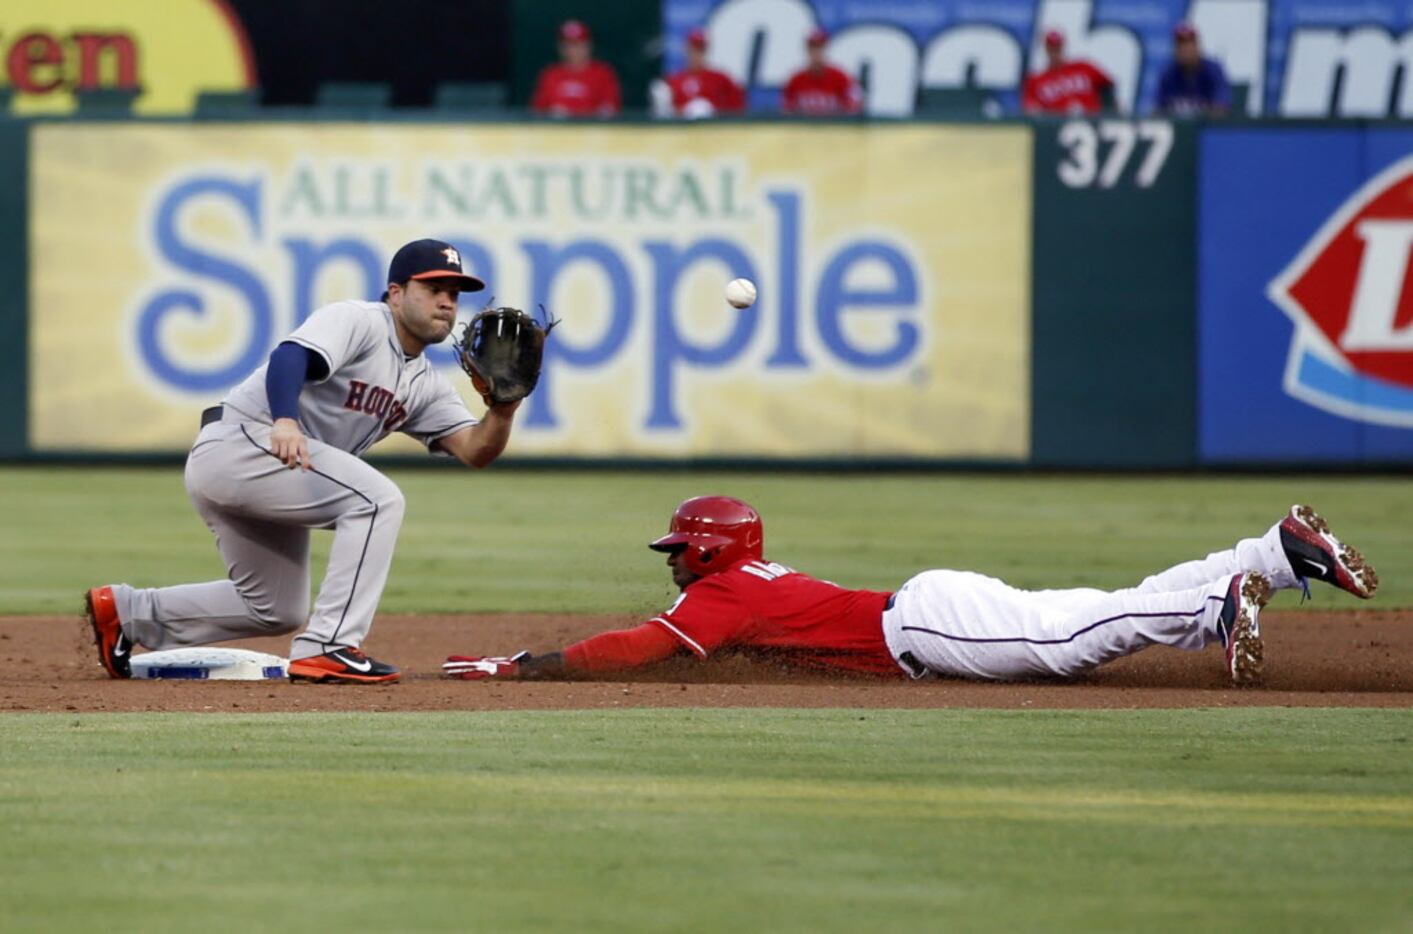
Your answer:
[782,65,861,115]
[665,66,746,115]
[1021,60,1113,114]
[531,61,622,117]
[648,558,900,676]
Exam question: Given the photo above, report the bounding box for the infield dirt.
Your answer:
[3,610,1410,713]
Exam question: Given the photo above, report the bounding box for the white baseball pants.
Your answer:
[881,524,1299,680]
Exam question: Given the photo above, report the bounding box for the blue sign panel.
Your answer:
[1198,128,1413,463]
[662,0,1413,118]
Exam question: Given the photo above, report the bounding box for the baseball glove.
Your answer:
[453,306,558,406]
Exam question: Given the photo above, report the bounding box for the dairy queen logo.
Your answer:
[1267,155,1413,428]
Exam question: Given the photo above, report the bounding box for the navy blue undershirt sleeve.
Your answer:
[265,341,329,421]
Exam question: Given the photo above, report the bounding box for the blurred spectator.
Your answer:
[655,28,746,119]
[1156,23,1230,117]
[531,20,621,118]
[781,29,861,116]
[1021,29,1115,115]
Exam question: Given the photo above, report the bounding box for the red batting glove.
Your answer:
[443,651,530,680]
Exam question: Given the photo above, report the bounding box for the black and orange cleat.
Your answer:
[85,586,132,679]
[288,648,400,684]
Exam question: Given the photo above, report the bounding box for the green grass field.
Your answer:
[2,468,1409,931]
[1,467,1410,614]
[2,709,1409,932]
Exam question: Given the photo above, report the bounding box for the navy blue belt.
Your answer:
[882,592,926,677]
[200,405,224,428]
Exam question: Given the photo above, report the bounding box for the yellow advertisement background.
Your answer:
[30,122,1031,458]
[4,0,252,114]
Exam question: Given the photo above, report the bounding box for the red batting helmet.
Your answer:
[649,495,763,577]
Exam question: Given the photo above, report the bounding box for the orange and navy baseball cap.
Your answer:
[686,27,708,49]
[559,19,591,42]
[387,239,485,293]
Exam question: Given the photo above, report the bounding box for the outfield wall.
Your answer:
[664,0,1413,120]
[2,117,1410,467]
[1198,127,1413,464]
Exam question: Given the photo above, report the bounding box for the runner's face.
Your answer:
[667,549,700,590]
[390,279,459,346]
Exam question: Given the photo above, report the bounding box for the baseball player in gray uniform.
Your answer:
[86,239,518,684]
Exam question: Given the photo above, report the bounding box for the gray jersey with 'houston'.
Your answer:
[222,300,477,456]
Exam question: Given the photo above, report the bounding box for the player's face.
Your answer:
[1175,38,1199,67]
[666,549,700,590]
[389,278,459,348]
[687,46,705,69]
[807,45,825,68]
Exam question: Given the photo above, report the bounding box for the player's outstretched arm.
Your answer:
[437,401,521,468]
[444,623,686,680]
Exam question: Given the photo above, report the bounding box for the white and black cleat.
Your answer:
[1279,505,1378,599]
[1217,572,1269,686]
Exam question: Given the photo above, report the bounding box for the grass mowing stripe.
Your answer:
[12,767,1406,829]
[1,709,1409,932]
[2,468,1410,613]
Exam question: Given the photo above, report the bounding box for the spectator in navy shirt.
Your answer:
[1156,23,1230,117]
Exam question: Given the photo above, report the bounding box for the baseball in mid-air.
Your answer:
[725,278,757,309]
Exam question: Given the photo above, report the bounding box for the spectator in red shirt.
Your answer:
[781,28,862,116]
[442,496,1372,685]
[530,19,622,118]
[1021,29,1116,115]
[658,27,746,119]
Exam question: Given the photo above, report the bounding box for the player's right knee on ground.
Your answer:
[240,593,310,634]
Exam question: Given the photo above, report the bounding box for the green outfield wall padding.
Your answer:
[1030,120,1199,467]
[0,119,26,456]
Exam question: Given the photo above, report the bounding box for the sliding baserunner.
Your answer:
[445,497,1377,686]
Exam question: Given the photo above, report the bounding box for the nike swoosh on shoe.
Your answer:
[332,652,372,672]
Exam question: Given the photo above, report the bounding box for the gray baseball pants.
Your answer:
[110,416,405,661]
